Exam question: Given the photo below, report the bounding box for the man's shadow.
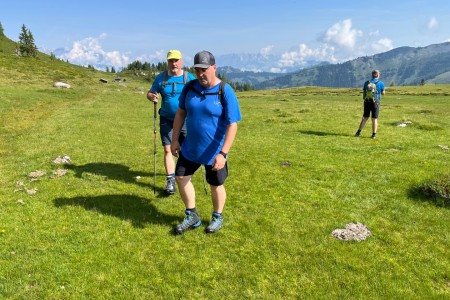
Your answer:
[298,130,350,137]
[53,194,180,228]
[66,162,166,194]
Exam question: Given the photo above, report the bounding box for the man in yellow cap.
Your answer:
[147,50,196,194]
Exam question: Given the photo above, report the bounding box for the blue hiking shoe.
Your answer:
[205,213,224,234]
[174,210,201,234]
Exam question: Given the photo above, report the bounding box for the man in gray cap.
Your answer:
[171,51,242,234]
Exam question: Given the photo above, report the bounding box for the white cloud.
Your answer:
[260,45,274,57]
[136,49,166,63]
[371,38,394,53]
[323,19,362,49]
[57,35,130,70]
[276,19,394,69]
[278,43,336,67]
[428,16,439,30]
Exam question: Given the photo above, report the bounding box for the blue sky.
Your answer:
[2,0,450,72]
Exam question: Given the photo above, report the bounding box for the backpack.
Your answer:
[363,80,379,102]
[161,70,190,92]
[184,79,226,108]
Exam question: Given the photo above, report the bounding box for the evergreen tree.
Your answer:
[0,21,4,36]
[18,24,37,57]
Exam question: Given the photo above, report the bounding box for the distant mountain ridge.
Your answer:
[253,42,450,89]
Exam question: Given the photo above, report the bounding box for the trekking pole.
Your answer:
[200,165,208,195]
[153,102,157,195]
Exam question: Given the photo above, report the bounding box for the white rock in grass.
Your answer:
[53,169,68,177]
[53,82,71,88]
[53,155,72,164]
[26,188,38,195]
[331,223,371,241]
[28,170,46,178]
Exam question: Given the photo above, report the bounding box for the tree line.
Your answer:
[123,60,254,91]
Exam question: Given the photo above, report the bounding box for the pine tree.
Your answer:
[0,21,4,36]
[18,24,37,57]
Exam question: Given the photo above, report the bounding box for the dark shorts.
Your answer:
[363,101,380,119]
[160,115,186,146]
[175,152,228,186]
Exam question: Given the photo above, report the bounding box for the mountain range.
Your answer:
[218,42,450,89]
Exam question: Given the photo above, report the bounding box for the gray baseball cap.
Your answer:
[193,51,215,68]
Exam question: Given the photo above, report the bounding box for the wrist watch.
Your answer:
[219,151,228,160]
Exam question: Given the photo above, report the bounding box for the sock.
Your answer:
[186,208,197,214]
[167,173,175,178]
[212,212,223,218]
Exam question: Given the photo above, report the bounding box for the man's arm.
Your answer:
[212,122,238,171]
[170,108,186,157]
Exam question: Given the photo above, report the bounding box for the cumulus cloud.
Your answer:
[260,45,274,57]
[276,19,394,70]
[323,19,362,49]
[57,34,130,70]
[371,38,394,53]
[136,49,167,63]
[278,44,336,68]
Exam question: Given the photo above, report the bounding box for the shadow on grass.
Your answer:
[67,162,176,198]
[407,186,449,208]
[53,194,181,228]
[298,130,351,137]
[66,162,165,191]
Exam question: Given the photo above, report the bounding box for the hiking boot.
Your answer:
[371,133,377,139]
[205,213,224,234]
[164,176,176,194]
[355,130,361,137]
[174,210,201,234]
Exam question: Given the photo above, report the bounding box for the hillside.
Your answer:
[255,42,450,89]
[0,34,146,88]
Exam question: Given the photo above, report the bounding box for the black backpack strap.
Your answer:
[218,81,226,108]
[161,70,168,89]
[185,80,227,109]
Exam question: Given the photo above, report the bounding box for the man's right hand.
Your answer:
[171,141,180,158]
[147,91,158,103]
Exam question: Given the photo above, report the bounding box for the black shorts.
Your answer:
[175,152,228,186]
[363,101,380,119]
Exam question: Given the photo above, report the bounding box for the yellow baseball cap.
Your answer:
[167,50,182,60]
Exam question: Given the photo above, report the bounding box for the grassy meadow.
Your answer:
[0,53,449,299]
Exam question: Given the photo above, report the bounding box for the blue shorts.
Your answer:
[160,115,186,146]
[175,152,228,186]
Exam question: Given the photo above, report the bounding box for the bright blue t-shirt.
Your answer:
[179,80,242,165]
[150,71,196,120]
[363,78,385,101]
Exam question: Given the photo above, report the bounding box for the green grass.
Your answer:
[0,50,449,298]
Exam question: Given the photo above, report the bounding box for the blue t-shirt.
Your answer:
[179,80,242,165]
[363,78,385,101]
[150,71,196,120]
